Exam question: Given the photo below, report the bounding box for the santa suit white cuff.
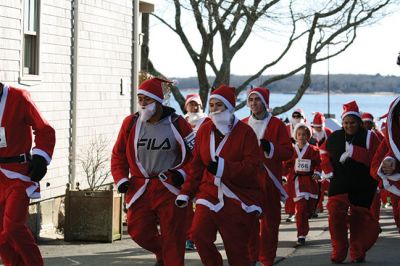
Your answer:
[264,143,275,159]
[175,194,189,208]
[177,169,187,180]
[116,177,129,189]
[216,157,225,178]
[32,148,52,165]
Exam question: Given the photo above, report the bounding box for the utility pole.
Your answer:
[327,45,331,117]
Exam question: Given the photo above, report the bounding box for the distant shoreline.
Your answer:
[282,91,396,95]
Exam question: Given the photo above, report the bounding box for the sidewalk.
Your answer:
[34,207,398,265]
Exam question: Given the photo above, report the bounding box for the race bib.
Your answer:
[0,127,7,148]
[295,158,311,172]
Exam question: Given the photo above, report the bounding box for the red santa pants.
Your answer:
[327,194,379,263]
[185,204,195,240]
[381,189,389,205]
[316,180,329,212]
[390,193,400,231]
[370,190,381,223]
[295,198,317,238]
[192,198,257,266]
[284,180,295,215]
[126,180,186,266]
[251,179,282,266]
[0,175,43,266]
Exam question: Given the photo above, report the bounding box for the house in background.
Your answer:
[0,0,154,234]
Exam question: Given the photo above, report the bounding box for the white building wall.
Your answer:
[73,0,133,189]
[0,0,137,198]
[0,0,22,82]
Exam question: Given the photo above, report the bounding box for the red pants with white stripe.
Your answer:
[370,190,381,223]
[295,198,317,238]
[0,175,43,266]
[247,179,281,266]
[327,194,379,263]
[390,193,400,231]
[192,198,257,266]
[126,180,187,266]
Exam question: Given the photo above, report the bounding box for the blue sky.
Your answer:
[149,6,400,78]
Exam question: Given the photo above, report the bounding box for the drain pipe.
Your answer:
[132,0,140,114]
[69,0,79,189]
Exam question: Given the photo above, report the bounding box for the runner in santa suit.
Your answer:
[284,123,321,245]
[175,85,263,266]
[361,112,385,225]
[370,96,400,234]
[0,83,55,266]
[285,108,306,222]
[183,93,208,250]
[184,93,208,133]
[320,101,380,263]
[310,112,333,216]
[111,78,194,266]
[243,87,293,266]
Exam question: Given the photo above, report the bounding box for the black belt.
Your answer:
[0,153,31,164]
[294,172,313,177]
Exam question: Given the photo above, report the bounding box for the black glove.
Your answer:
[168,169,184,187]
[309,137,317,146]
[260,139,271,153]
[118,181,130,193]
[29,155,48,182]
[207,156,219,175]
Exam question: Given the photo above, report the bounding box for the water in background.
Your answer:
[167,92,397,128]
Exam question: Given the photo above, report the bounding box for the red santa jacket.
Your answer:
[0,85,56,198]
[179,118,263,214]
[311,127,333,147]
[371,97,400,196]
[243,115,293,201]
[283,143,321,202]
[111,108,194,208]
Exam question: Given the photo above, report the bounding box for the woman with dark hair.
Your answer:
[320,101,380,263]
[371,96,400,234]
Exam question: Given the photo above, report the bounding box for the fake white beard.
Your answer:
[313,130,325,141]
[248,115,267,140]
[186,112,206,126]
[139,102,156,122]
[209,109,233,135]
[291,118,304,126]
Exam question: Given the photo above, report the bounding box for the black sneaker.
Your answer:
[154,261,163,266]
[286,214,295,223]
[351,258,365,263]
[297,237,306,246]
[185,240,195,250]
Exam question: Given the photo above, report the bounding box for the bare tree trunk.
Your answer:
[141,13,150,72]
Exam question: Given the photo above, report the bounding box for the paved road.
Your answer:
[33,207,399,265]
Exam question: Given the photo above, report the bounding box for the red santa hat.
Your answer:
[361,112,374,122]
[209,84,236,112]
[311,112,325,127]
[292,108,305,118]
[341,100,361,119]
[247,87,270,109]
[137,77,172,103]
[185,93,202,108]
[293,122,312,140]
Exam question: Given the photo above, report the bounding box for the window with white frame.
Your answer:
[23,0,40,75]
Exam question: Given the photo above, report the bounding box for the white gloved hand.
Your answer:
[339,151,350,164]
